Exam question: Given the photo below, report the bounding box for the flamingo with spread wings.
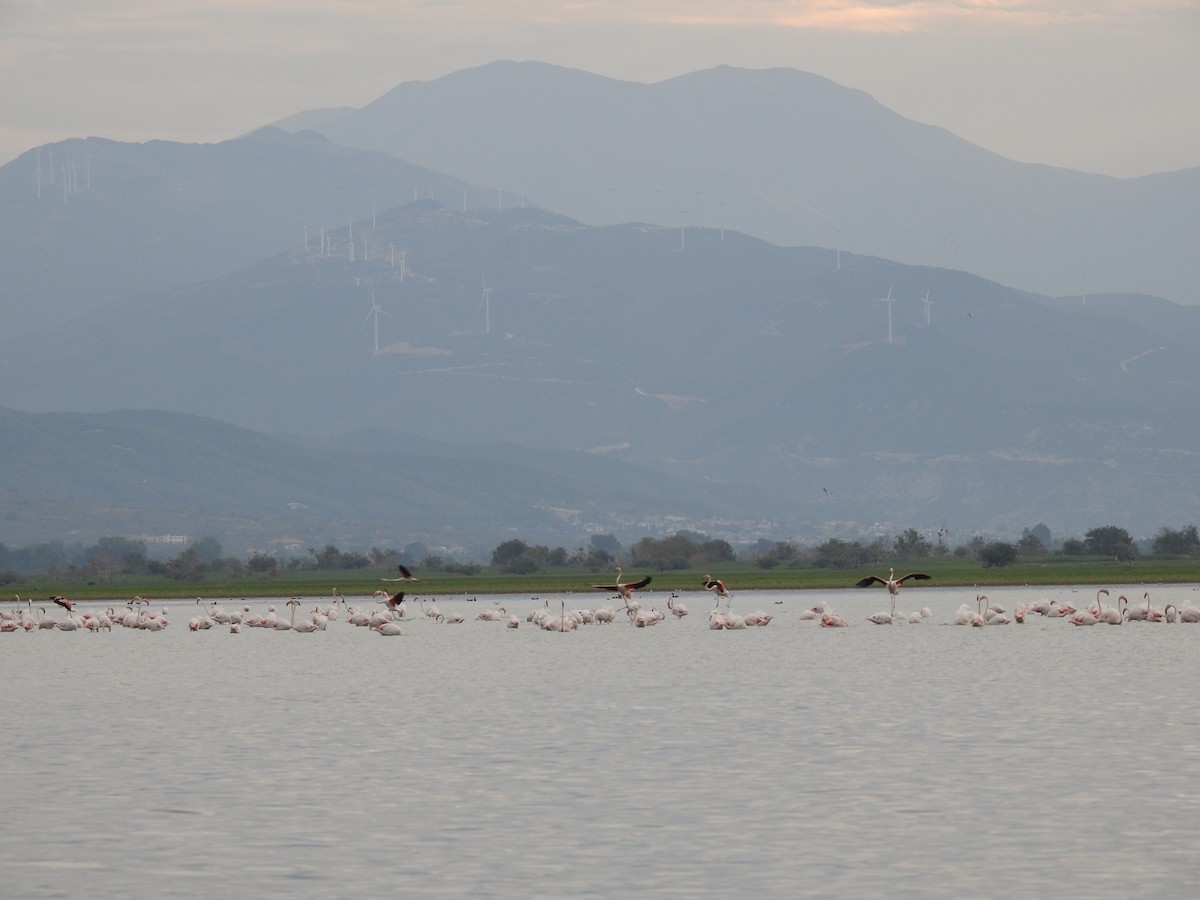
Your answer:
[381,564,419,583]
[591,565,651,602]
[854,567,931,597]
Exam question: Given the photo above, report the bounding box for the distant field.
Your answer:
[11,556,1198,602]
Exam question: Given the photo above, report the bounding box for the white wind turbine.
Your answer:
[879,284,895,344]
[363,289,384,353]
[922,289,934,326]
[480,275,493,335]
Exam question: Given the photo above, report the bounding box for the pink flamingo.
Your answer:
[592,566,652,603]
[703,574,731,607]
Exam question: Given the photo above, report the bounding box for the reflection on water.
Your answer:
[4,585,1200,898]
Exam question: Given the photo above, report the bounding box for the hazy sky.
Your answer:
[2,1,1197,176]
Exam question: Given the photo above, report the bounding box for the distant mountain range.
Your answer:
[0,405,746,555]
[290,61,1199,305]
[0,128,512,336]
[2,200,1196,547]
[0,61,1197,554]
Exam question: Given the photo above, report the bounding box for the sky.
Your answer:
[1,1,1198,177]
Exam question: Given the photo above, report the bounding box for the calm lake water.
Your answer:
[4,584,1200,898]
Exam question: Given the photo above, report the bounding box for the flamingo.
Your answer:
[865,611,893,625]
[374,620,403,636]
[1087,588,1111,617]
[855,567,931,597]
[376,590,407,614]
[287,599,319,633]
[667,593,688,620]
[703,574,731,607]
[52,595,75,613]
[1097,592,1123,625]
[979,595,1010,625]
[953,603,982,626]
[475,607,507,621]
[542,601,577,632]
[592,566,651,603]
[381,563,419,583]
[799,601,830,621]
[819,611,849,627]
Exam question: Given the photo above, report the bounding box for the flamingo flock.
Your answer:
[7,580,1199,638]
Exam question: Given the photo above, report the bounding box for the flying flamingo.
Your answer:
[52,595,75,613]
[855,567,931,598]
[381,563,419,584]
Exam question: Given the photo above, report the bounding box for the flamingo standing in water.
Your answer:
[376,590,407,615]
[667,593,688,620]
[703,574,731,607]
[52,595,75,613]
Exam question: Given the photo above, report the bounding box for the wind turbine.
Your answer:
[363,290,384,353]
[922,289,933,326]
[480,275,493,335]
[879,285,895,345]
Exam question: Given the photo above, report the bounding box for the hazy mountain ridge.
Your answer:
[303,61,1199,304]
[2,201,1197,543]
[2,61,1198,550]
[0,128,516,336]
[0,405,753,552]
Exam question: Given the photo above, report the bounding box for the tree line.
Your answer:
[1,524,1196,584]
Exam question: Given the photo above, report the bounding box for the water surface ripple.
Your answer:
[4,585,1199,898]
